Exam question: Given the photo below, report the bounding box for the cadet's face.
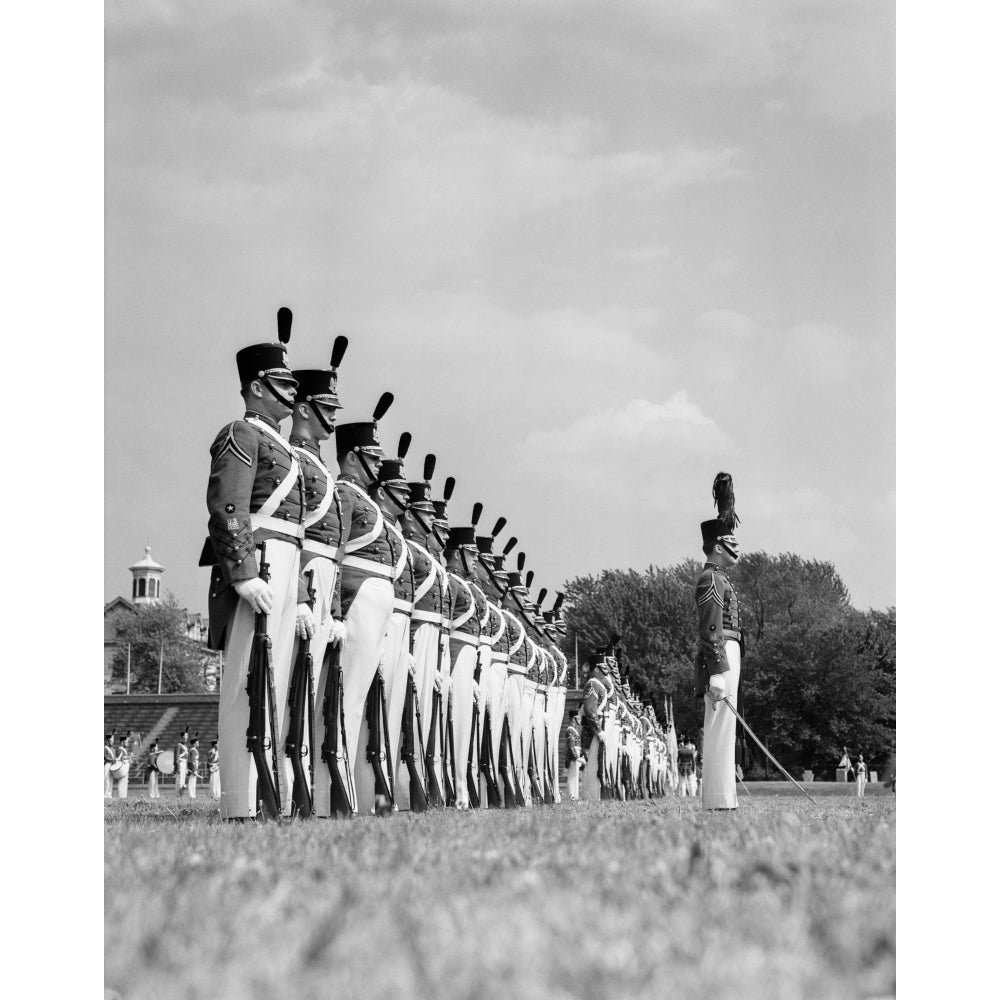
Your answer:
[716,535,740,565]
[314,403,338,436]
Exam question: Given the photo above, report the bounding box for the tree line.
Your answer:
[560,553,895,777]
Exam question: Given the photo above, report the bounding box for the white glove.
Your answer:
[434,673,444,692]
[407,654,417,678]
[471,680,481,704]
[328,619,347,648]
[295,605,315,639]
[234,578,273,615]
[708,674,727,701]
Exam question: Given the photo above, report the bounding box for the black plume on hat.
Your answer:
[490,517,506,538]
[330,335,349,368]
[372,392,394,421]
[712,472,740,532]
[423,454,436,480]
[277,307,292,344]
[471,503,483,528]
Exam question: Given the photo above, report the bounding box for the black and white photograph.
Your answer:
[96,2,901,998]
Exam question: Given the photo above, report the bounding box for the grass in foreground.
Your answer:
[105,794,894,1000]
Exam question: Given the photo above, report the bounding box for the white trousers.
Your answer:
[488,659,509,779]
[345,577,395,815]
[857,775,867,798]
[148,770,160,799]
[504,673,526,797]
[302,557,338,816]
[449,643,478,808]
[104,764,112,799]
[579,733,603,801]
[115,764,130,799]
[701,639,741,809]
[218,537,300,819]
[209,769,221,800]
[176,760,188,795]
[566,758,581,800]
[382,612,413,810]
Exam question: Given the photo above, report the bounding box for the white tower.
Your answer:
[129,546,165,604]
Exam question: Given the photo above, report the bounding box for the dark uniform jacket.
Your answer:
[204,410,307,649]
[694,562,743,696]
[581,671,611,744]
[291,436,345,619]
[448,572,480,643]
[336,475,404,617]
[407,538,448,625]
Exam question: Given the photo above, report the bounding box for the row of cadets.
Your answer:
[204,309,309,819]
[333,393,402,816]
[289,337,349,818]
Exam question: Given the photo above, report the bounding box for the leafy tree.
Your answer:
[560,553,895,774]
[108,592,209,693]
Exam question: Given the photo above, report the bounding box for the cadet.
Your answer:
[696,472,743,810]
[208,740,221,800]
[147,741,161,800]
[856,753,868,798]
[113,732,132,799]
[444,520,483,809]
[677,735,697,796]
[565,708,585,801]
[187,735,201,799]
[290,342,350,817]
[104,732,115,799]
[579,652,612,801]
[175,727,189,796]
[202,309,311,819]
[334,393,400,815]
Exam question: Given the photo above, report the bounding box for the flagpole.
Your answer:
[125,642,131,695]
[158,640,164,695]
[574,635,579,689]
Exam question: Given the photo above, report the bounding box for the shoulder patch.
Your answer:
[696,574,724,608]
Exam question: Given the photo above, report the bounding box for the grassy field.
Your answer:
[105,792,895,1000]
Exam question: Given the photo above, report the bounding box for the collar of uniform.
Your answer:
[704,561,727,575]
[289,434,321,456]
[244,409,280,431]
[337,472,368,489]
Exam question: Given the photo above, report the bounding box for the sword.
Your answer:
[720,698,817,805]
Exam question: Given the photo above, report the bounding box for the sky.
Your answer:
[105,0,895,613]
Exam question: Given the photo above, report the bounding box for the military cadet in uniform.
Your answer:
[289,343,350,817]
[856,753,868,798]
[208,740,221,801]
[500,558,532,804]
[187,735,201,799]
[334,393,400,815]
[147,741,161,800]
[104,732,115,799]
[113,732,131,799]
[579,652,612,801]
[175,728,189,796]
[696,473,743,810]
[444,521,483,809]
[203,309,312,819]
[369,436,417,811]
[677,735,697,797]
[565,708,585,801]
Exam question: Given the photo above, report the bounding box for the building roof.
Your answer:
[129,546,164,573]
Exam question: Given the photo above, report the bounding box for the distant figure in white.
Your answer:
[856,753,868,798]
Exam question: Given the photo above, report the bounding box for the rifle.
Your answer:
[479,706,502,807]
[443,690,457,806]
[365,667,395,808]
[401,670,429,812]
[245,541,281,820]
[467,694,482,809]
[424,681,445,807]
[541,681,555,805]
[497,712,521,808]
[285,569,316,818]
[526,736,544,805]
[320,641,355,816]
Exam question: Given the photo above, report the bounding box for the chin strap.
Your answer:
[356,450,379,484]
[720,540,739,560]
[308,400,335,434]
[263,376,295,410]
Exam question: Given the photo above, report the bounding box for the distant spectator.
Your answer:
[856,754,868,798]
[147,741,161,800]
[208,740,221,801]
[838,746,855,781]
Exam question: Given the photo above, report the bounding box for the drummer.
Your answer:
[147,741,161,800]
[113,731,132,799]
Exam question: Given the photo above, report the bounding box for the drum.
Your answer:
[109,761,128,780]
[155,749,176,775]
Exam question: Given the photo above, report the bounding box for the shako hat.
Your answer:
[236,307,296,386]
[506,553,529,592]
[493,535,517,572]
[407,455,437,512]
[700,472,740,546]
[376,432,412,488]
[447,505,479,549]
[476,516,507,555]
[293,335,348,409]
[335,392,394,457]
